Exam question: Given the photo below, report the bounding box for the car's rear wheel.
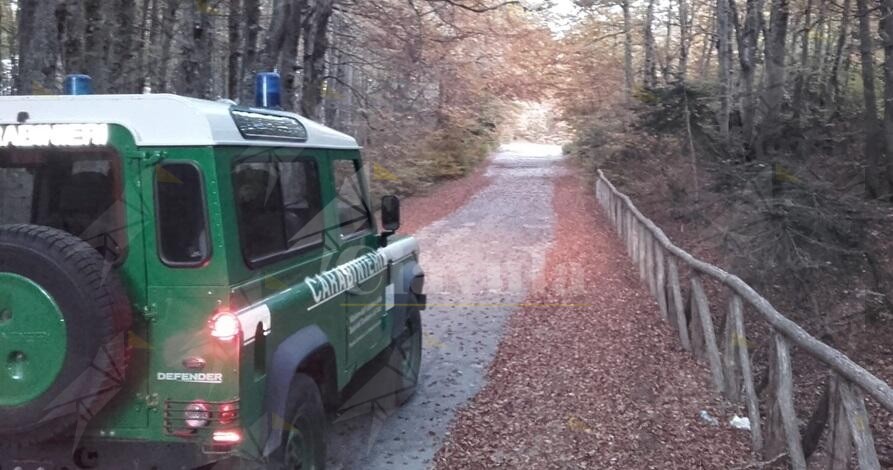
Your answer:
[272,374,327,470]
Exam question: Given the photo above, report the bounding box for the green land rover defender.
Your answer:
[0,86,426,469]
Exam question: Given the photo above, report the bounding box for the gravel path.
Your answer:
[328,142,749,469]
[327,143,564,469]
[434,169,751,469]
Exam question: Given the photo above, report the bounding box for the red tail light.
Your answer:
[218,402,238,425]
[210,311,240,341]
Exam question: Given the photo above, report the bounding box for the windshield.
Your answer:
[0,147,126,262]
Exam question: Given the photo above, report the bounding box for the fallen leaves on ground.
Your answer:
[400,161,492,234]
[433,170,751,469]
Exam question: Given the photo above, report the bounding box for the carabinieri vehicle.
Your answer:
[0,74,426,469]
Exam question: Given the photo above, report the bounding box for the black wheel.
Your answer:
[390,307,422,405]
[271,374,327,470]
[0,224,132,445]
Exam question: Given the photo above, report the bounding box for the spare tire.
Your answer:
[0,224,132,445]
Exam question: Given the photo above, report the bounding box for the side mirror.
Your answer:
[381,195,401,233]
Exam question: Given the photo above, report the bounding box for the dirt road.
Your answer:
[328,142,748,469]
[327,143,564,469]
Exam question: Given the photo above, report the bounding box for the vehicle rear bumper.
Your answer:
[0,438,248,470]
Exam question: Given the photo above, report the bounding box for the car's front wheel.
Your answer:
[389,307,422,405]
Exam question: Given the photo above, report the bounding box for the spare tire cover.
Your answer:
[0,224,132,444]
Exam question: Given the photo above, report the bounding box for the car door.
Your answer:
[329,156,390,369]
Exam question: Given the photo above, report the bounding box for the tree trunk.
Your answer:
[301,0,335,119]
[227,0,243,100]
[58,0,86,76]
[16,0,61,94]
[663,0,673,83]
[858,0,886,197]
[792,0,811,124]
[83,0,109,92]
[108,0,136,93]
[278,1,307,111]
[882,0,893,193]
[643,0,657,88]
[813,0,829,80]
[717,0,732,142]
[679,0,690,81]
[134,0,153,93]
[5,1,17,92]
[698,5,715,80]
[621,0,634,101]
[178,0,214,98]
[260,0,291,72]
[151,0,178,93]
[827,0,851,108]
[239,0,262,104]
[324,13,345,126]
[756,0,790,159]
[14,0,34,93]
[733,0,762,153]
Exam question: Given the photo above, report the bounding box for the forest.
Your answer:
[559,0,893,462]
[0,0,556,197]
[557,0,893,340]
[1,0,892,461]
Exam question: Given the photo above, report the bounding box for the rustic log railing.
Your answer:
[595,170,893,469]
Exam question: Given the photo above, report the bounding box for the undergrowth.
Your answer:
[566,85,893,329]
[364,104,504,202]
[565,83,893,465]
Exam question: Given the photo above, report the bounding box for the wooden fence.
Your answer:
[595,170,893,469]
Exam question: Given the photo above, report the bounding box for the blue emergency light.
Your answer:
[63,74,92,95]
[255,72,281,109]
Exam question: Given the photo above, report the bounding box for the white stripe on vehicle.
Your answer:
[238,304,272,345]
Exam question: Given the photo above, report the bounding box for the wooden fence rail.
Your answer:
[595,170,893,469]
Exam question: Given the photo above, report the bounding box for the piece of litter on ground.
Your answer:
[729,415,751,430]
[699,410,719,426]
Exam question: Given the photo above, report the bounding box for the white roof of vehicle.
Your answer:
[0,94,360,150]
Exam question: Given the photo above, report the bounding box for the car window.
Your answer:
[0,148,126,261]
[332,159,372,237]
[155,163,210,266]
[233,156,323,266]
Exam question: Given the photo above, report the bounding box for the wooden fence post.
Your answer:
[731,295,763,453]
[722,296,741,402]
[621,206,628,241]
[667,257,691,351]
[655,244,668,321]
[627,212,635,258]
[688,286,706,359]
[691,276,726,393]
[616,200,622,231]
[629,214,637,260]
[638,226,647,282]
[773,333,807,470]
[646,233,656,296]
[614,199,621,231]
[622,210,630,255]
[615,201,622,236]
[608,195,614,226]
[622,209,628,253]
[827,374,853,470]
[838,380,881,470]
